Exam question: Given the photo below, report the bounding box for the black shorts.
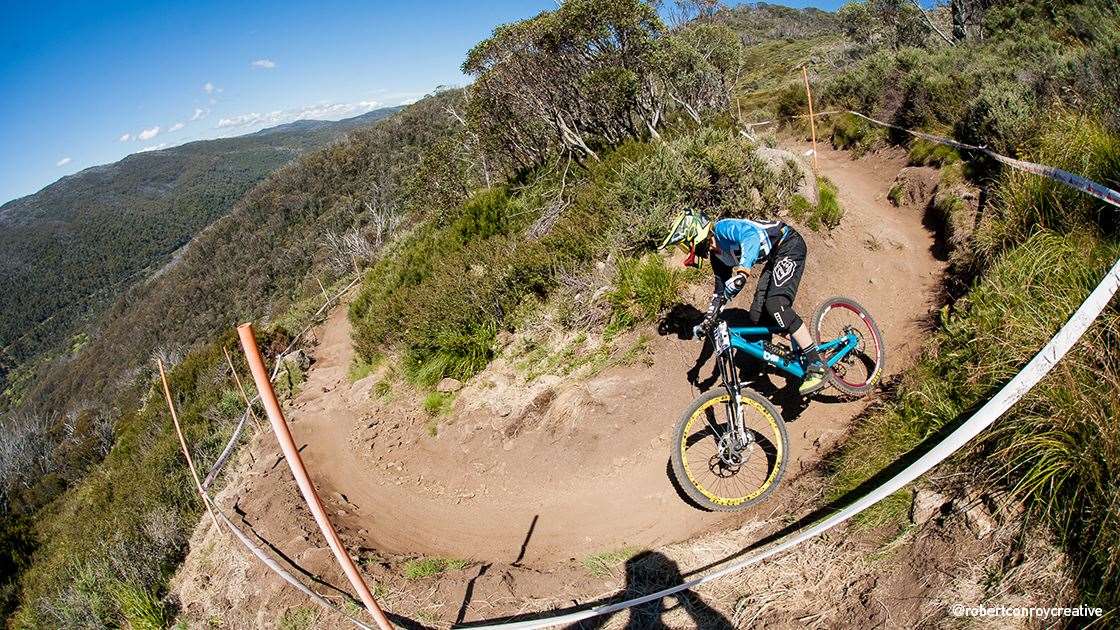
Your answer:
[711,230,807,326]
[749,230,806,320]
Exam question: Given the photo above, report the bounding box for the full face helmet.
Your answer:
[659,210,712,268]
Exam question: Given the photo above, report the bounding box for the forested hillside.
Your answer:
[0,106,399,404]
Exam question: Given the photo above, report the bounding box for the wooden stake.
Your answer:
[802,66,819,172]
[224,346,264,431]
[158,358,221,530]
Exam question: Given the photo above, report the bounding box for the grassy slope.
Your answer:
[802,1,1120,611]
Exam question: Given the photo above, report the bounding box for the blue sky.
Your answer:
[0,0,848,205]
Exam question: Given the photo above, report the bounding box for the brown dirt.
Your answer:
[173,144,968,628]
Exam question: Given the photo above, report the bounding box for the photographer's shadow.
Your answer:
[567,551,733,630]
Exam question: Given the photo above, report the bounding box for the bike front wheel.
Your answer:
[670,387,788,512]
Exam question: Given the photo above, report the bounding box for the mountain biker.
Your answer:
[660,210,827,395]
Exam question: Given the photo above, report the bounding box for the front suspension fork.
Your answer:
[717,350,750,447]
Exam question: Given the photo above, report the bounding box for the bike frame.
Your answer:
[726,325,859,379]
[703,306,859,447]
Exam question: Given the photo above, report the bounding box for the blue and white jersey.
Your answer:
[711,218,789,270]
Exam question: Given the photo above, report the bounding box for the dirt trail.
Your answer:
[256,143,946,567]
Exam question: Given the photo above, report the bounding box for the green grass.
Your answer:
[887,182,905,206]
[278,606,319,630]
[605,255,686,338]
[373,378,392,400]
[422,391,454,417]
[583,547,640,577]
[402,557,469,580]
[347,354,381,383]
[109,580,169,630]
[908,138,960,167]
[830,113,883,157]
[273,358,305,400]
[789,178,843,232]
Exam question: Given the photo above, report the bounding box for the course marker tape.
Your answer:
[842,111,1120,209]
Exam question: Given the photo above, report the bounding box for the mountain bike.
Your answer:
[670,295,885,511]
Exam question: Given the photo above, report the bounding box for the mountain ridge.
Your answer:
[0,105,401,397]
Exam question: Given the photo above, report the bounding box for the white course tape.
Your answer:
[467,257,1120,629]
[844,111,1120,209]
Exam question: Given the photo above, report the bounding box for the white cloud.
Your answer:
[203,81,216,94]
[190,108,207,121]
[56,157,71,167]
[138,125,160,140]
[250,59,276,69]
[215,100,383,130]
[137,143,168,153]
[119,133,131,142]
[169,122,185,132]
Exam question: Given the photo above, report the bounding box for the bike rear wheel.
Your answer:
[811,297,886,398]
[670,387,788,512]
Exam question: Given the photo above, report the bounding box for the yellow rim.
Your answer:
[679,393,784,507]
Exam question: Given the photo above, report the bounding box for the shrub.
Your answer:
[830,113,882,157]
[907,138,960,167]
[606,255,686,336]
[958,81,1038,155]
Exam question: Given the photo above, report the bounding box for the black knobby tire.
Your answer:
[669,387,789,512]
[811,297,886,399]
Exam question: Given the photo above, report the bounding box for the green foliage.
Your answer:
[272,359,305,400]
[109,580,170,630]
[347,354,381,383]
[278,606,319,630]
[830,113,882,156]
[606,255,686,336]
[975,114,1120,264]
[907,138,960,167]
[351,126,800,387]
[789,178,844,232]
[887,182,905,206]
[422,392,454,417]
[583,547,640,577]
[402,556,468,580]
[831,141,1120,612]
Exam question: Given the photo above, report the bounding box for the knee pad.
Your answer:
[765,296,803,333]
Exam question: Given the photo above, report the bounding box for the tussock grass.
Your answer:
[347,354,381,383]
[402,557,469,580]
[789,178,843,232]
[583,547,640,577]
[606,255,687,337]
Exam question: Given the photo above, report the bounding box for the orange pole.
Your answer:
[802,66,819,172]
[237,323,395,630]
[158,359,221,530]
